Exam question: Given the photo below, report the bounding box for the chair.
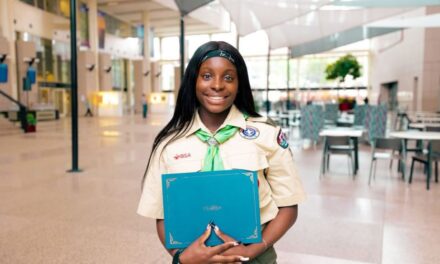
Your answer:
[324,104,339,124]
[321,136,355,177]
[367,105,387,143]
[409,140,440,190]
[300,105,324,144]
[368,138,404,185]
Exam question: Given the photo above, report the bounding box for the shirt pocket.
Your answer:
[166,159,203,173]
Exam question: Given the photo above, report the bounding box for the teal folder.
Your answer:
[162,169,261,249]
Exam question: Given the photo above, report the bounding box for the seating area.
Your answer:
[270,104,440,192]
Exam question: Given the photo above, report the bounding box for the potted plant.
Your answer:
[325,54,362,84]
[26,113,37,133]
[325,54,362,111]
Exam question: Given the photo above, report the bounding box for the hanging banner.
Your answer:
[23,77,31,91]
[26,66,36,84]
[0,63,7,83]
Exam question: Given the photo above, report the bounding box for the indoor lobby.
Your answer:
[1,1,440,264]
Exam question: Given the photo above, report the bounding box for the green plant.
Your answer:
[325,54,362,83]
[26,113,36,125]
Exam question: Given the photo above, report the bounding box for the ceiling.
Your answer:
[97,0,230,37]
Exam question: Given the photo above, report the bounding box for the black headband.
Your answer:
[201,50,236,65]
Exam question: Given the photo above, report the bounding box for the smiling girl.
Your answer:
[138,41,305,264]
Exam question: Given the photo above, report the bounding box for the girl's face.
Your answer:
[196,57,239,115]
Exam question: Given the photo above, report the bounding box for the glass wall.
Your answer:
[20,0,90,48]
[154,31,369,114]
[17,32,71,84]
[20,0,74,18]
[111,58,125,90]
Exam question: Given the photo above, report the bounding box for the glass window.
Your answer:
[244,56,267,89]
[239,31,269,56]
[186,35,210,59]
[161,37,179,60]
[112,58,125,90]
[153,37,161,60]
[44,0,58,14]
[20,0,35,6]
[269,56,288,89]
[59,0,70,17]
[161,63,176,91]
[211,32,237,47]
[79,3,89,47]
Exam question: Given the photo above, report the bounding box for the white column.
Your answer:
[86,0,99,92]
[142,11,151,94]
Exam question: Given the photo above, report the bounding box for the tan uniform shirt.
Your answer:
[137,105,306,224]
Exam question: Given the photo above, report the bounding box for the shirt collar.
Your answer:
[185,105,247,137]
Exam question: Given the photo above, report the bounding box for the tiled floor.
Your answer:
[1,114,440,264]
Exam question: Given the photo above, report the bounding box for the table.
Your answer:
[390,131,440,141]
[390,131,440,182]
[319,128,363,175]
[409,123,440,130]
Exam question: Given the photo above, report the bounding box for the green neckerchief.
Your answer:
[195,125,238,171]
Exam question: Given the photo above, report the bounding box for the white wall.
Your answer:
[370,9,426,111]
[422,6,440,112]
[370,7,440,112]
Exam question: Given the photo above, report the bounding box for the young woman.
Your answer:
[138,41,306,263]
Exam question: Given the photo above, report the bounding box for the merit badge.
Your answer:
[277,130,289,149]
[239,126,259,139]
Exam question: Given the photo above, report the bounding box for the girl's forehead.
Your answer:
[199,57,237,71]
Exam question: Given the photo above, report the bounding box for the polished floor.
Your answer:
[1,113,439,264]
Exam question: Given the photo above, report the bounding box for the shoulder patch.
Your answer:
[277,130,289,149]
[239,126,260,139]
[247,116,278,127]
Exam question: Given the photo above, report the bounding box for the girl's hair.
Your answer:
[142,41,260,186]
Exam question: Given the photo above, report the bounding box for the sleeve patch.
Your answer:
[277,130,289,149]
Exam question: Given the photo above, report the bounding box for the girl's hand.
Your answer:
[178,225,249,264]
[211,225,251,259]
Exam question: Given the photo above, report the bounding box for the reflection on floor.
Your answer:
[1,114,439,264]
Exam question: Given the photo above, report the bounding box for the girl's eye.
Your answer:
[224,75,233,81]
[202,73,212,80]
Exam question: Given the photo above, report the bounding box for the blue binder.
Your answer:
[162,169,261,249]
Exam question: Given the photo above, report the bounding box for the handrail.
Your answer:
[0,89,28,132]
[0,89,25,108]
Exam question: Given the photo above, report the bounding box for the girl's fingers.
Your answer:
[210,241,240,255]
[212,225,235,243]
[210,254,249,263]
[199,223,212,244]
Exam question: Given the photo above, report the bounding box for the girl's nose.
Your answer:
[211,78,224,91]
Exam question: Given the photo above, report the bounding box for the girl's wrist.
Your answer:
[172,248,185,264]
[261,238,269,251]
[246,240,269,259]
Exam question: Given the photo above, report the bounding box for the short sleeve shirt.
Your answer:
[137,105,306,224]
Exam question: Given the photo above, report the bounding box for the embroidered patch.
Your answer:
[174,153,191,160]
[239,126,260,139]
[277,130,289,149]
